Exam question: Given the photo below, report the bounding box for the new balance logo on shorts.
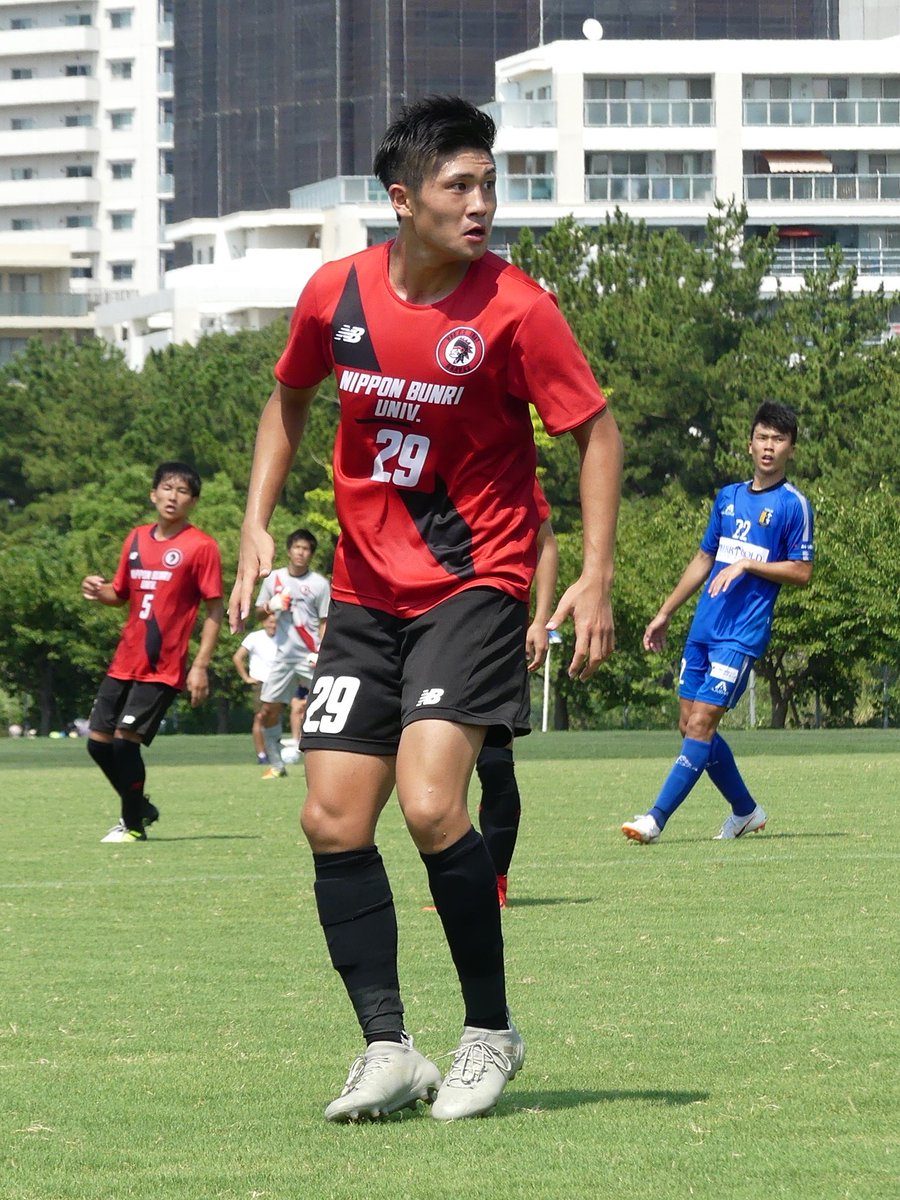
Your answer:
[416,688,445,707]
[334,324,366,344]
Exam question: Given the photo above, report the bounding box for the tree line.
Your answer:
[1,205,897,734]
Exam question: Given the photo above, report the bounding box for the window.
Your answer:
[111,211,134,230]
[109,10,133,29]
[110,110,134,130]
[586,153,647,175]
[11,167,34,180]
[66,215,93,228]
[12,218,36,231]
[11,68,33,81]
[64,14,92,26]
[110,60,133,80]
[65,65,90,77]
[11,18,34,29]
[65,165,93,177]
[110,160,134,179]
[11,117,35,130]
[111,262,134,281]
[812,77,849,100]
[71,266,93,279]
[65,115,92,127]
[9,273,41,293]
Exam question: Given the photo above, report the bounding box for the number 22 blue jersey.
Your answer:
[689,478,814,657]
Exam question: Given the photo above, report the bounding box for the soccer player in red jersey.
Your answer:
[229,96,623,1121]
[82,462,223,843]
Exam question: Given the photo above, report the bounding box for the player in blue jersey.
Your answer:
[622,402,814,844]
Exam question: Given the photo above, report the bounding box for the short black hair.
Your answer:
[287,528,317,554]
[152,461,201,496]
[373,95,496,194]
[751,402,798,445]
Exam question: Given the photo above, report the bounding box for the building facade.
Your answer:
[0,0,174,361]
[172,0,842,224]
[98,34,900,366]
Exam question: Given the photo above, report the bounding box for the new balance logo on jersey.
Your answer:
[416,688,445,707]
[334,324,366,344]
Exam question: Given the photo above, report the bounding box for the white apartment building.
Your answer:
[0,0,174,362]
[97,34,900,367]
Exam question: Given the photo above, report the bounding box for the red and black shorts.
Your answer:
[89,675,179,745]
[300,588,530,756]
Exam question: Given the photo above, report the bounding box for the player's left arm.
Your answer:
[707,557,813,596]
[187,597,225,706]
[547,407,623,680]
[526,518,558,672]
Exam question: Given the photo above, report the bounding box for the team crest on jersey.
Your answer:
[162,548,183,568]
[436,327,485,376]
[758,508,774,526]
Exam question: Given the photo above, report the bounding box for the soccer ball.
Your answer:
[281,746,301,765]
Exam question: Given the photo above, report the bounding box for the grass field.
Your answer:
[1,730,897,1200]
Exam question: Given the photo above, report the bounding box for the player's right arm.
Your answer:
[229,382,318,630]
[643,549,715,653]
[81,576,127,606]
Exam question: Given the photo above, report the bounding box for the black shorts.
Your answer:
[89,675,179,745]
[300,588,529,756]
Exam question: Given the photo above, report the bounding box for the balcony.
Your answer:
[586,174,714,203]
[585,98,713,127]
[290,175,383,208]
[158,174,174,194]
[0,25,99,57]
[0,177,101,207]
[0,293,90,318]
[745,174,900,202]
[744,98,900,127]
[0,76,100,108]
[158,20,174,44]
[483,99,556,129]
[0,125,100,156]
[771,246,900,276]
[158,72,174,94]
[158,122,174,144]
[497,176,555,203]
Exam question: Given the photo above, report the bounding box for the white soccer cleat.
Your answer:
[714,804,768,840]
[100,822,146,843]
[621,814,662,844]
[431,1021,525,1121]
[324,1034,442,1122]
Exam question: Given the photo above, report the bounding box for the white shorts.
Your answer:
[260,655,314,705]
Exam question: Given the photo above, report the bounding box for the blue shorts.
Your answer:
[678,639,755,710]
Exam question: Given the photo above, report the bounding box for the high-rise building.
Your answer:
[173,1,840,223]
[0,0,175,361]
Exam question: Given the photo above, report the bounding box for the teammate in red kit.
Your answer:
[229,96,622,1122]
[83,462,223,843]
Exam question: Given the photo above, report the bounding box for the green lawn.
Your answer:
[1,731,897,1200]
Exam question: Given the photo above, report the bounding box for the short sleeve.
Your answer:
[507,292,607,436]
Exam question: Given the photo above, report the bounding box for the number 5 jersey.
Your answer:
[107,523,223,688]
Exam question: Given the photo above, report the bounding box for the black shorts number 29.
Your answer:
[303,675,361,734]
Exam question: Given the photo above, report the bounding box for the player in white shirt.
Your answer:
[232,611,279,763]
[254,528,330,777]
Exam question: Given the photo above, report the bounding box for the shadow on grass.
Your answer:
[649,830,851,845]
[147,834,262,842]
[503,896,596,908]
[507,1087,710,1113]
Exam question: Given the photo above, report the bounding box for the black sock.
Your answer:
[421,827,507,1030]
[476,746,520,878]
[87,738,119,794]
[313,847,404,1044]
[112,739,146,831]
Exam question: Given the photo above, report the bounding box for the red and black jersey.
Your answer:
[107,523,222,689]
[275,243,605,617]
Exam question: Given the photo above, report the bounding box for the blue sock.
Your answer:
[649,737,712,829]
[706,733,755,816]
